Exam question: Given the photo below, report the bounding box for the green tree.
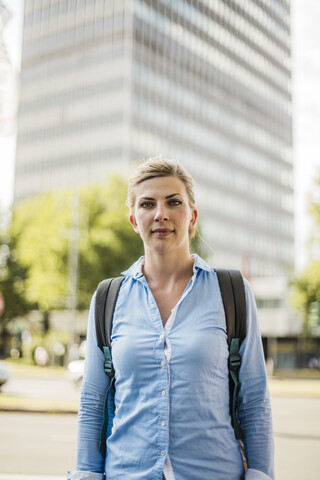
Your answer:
[190,223,208,260]
[77,176,144,308]
[0,227,35,355]
[291,261,320,337]
[10,191,71,314]
[292,175,320,337]
[5,175,144,333]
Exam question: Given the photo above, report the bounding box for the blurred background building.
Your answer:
[14,1,296,361]
[0,1,16,136]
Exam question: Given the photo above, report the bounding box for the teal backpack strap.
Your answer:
[215,269,247,440]
[95,276,124,452]
[99,372,115,451]
[229,337,243,439]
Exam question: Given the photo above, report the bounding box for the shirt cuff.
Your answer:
[67,471,105,480]
[245,469,272,480]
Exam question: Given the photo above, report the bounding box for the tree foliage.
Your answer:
[291,261,320,337]
[0,176,144,330]
[76,176,144,308]
[10,191,71,312]
[291,175,320,337]
[0,229,35,331]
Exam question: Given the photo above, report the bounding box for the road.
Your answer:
[1,396,320,479]
[273,396,320,480]
[0,412,76,477]
[1,371,80,404]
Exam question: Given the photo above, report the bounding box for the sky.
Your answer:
[291,0,320,270]
[0,0,320,271]
[0,0,23,210]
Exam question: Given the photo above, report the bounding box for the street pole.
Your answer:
[67,192,80,353]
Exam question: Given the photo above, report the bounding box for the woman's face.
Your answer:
[129,176,197,256]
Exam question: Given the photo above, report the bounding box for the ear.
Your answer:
[129,214,139,233]
[189,208,198,229]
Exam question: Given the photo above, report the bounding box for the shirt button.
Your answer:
[161,421,166,427]
[161,361,165,367]
[161,450,165,456]
[161,390,166,396]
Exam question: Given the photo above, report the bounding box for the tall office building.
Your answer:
[15,0,293,280]
[0,1,15,135]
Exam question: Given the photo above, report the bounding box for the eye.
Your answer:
[168,199,182,206]
[140,201,155,208]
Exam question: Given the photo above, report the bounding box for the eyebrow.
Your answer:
[138,193,183,201]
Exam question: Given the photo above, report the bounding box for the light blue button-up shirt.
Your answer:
[68,255,274,480]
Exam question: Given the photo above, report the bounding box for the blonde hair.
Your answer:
[127,157,195,209]
[127,156,197,239]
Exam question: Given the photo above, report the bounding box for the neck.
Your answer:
[143,249,194,287]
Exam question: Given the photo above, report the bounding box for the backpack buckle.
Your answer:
[104,359,114,377]
[103,346,115,378]
[229,352,241,371]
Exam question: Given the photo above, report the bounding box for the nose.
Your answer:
[154,203,169,222]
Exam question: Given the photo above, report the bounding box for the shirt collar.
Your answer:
[121,256,145,279]
[191,253,212,273]
[122,254,211,279]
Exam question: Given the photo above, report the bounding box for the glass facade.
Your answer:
[15,0,293,278]
[0,2,16,135]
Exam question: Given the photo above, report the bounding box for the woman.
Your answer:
[68,158,274,480]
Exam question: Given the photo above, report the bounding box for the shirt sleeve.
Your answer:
[74,292,110,473]
[237,279,275,479]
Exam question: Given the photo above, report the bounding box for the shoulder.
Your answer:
[242,277,257,310]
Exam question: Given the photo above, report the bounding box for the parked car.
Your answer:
[67,359,84,387]
[0,361,10,389]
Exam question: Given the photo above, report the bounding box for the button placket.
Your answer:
[154,327,168,465]
[142,278,172,467]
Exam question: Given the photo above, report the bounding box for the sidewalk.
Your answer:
[0,394,79,413]
[0,363,319,413]
[0,475,65,480]
[0,363,79,413]
[269,376,320,397]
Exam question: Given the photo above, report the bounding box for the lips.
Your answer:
[152,228,174,236]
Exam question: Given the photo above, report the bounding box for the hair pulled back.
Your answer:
[127,156,195,210]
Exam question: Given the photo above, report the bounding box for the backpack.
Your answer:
[94,268,247,453]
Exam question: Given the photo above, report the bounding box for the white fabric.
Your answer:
[67,471,104,480]
[245,468,272,480]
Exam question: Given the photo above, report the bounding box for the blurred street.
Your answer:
[0,366,79,408]
[0,412,76,478]
[0,365,320,479]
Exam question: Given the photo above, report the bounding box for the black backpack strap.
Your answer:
[215,268,247,440]
[95,277,125,353]
[94,276,124,452]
